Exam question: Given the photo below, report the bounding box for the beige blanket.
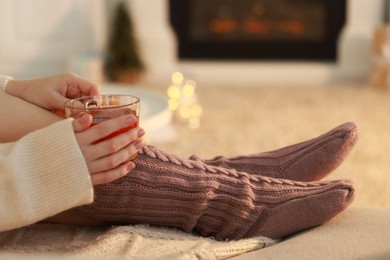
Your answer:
[1,207,389,259]
[0,223,276,259]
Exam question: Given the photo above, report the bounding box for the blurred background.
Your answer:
[0,0,387,87]
[1,0,390,207]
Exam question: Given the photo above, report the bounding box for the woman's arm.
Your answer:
[0,116,94,232]
[0,91,62,142]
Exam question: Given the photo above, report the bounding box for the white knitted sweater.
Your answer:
[0,119,93,232]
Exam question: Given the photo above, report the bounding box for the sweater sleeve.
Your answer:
[0,119,93,232]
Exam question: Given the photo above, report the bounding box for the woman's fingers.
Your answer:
[65,73,101,98]
[76,114,137,145]
[88,140,143,173]
[82,125,143,163]
[72,113,145,186]
[72,114,93,132]
[90,161,136,186]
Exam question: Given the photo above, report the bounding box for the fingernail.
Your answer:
[137,128,145,137]
[134,140,144,149]
[127,162,135,171]
[79,113,89,123]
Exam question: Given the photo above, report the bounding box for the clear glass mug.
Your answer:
[65,94,140,157]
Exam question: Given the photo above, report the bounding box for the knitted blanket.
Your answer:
[0,223,276,259]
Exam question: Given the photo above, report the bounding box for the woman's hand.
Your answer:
[72,114,144,186]
[6,73,100,112]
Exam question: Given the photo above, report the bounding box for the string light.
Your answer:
[167,72,203,129]
[171,72,184,84]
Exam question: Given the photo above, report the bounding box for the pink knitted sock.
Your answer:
[75,145,354,241]
[190,122,358,182]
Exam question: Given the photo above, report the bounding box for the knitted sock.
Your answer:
[189,122,358,182]
[74,145,354,241]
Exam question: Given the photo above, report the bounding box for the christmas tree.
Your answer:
[104,1,145,83]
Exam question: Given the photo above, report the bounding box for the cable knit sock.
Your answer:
[74,145,354,241]
[190,122,359,182]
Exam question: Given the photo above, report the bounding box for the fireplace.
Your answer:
[169,0,346,61]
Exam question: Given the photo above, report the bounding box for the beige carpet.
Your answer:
[151,84,390,208]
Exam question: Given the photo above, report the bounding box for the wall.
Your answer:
[0,0,107,78]
[337,0,385,82]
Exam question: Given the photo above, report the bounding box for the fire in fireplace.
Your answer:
[169,0,346,61]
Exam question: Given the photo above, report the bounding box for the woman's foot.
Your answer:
[191,122,359,182]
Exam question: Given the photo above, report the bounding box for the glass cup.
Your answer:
[65,94,140,151]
